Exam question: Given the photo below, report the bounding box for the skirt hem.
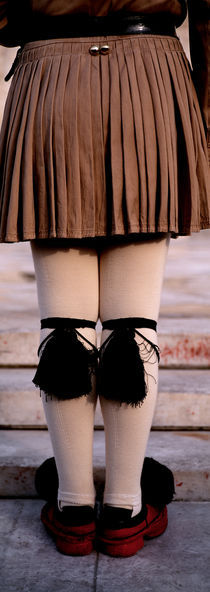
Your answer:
[1,222,210,243]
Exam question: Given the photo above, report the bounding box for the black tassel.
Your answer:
[32,328,98,399]
[98,328,159,407]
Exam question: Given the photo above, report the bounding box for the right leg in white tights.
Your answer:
[30,240,99,509]
[99,235,170,517]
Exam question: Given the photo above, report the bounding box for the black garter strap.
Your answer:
[41,317,96,329]
[38,317,98,358]
[33,315,160,405]
[101,317,159,363]
[102,317,157,331]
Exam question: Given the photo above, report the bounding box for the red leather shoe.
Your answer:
[41,502,96,555]
[97,503,168,557]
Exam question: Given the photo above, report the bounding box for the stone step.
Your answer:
[1,317,210,367]
[0,429,209,501]
[1,368,210,429]
[1,500,210,592]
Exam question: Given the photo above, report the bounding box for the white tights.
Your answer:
[30,234,170,517]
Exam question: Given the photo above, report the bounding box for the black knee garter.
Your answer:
[98,317,160,407]
[32,316,160,406]
[32,317,98,400]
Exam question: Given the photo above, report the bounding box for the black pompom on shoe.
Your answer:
[35,456,175,506]
[141,457,176,507]
[35,457,58,502]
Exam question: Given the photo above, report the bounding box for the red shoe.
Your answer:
[97,503,168,557]
[41,502,96,555]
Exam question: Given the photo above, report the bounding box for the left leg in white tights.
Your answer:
[30,241,99,509]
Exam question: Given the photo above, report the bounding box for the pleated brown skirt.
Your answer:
[0,33,209,244]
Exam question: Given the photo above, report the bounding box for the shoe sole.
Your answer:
[97,505,168,557]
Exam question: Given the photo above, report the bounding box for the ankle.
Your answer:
[103,493,142,518]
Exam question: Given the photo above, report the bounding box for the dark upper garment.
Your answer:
[0,1,209,137]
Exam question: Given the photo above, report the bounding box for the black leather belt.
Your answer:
[28,13,177,40]
[4,13,177,81]
[2,12,177,46]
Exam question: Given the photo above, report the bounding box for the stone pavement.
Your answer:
[1,500,210,592]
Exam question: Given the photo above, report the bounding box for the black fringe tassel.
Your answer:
[141,457,176,507]
[32,328,98,400]
[98,328,159,407]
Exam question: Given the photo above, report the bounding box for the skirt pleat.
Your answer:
[1,62,36,237]
[65,54,83,233]
[33,59,54,233]
[0,34,209,242]
[149,44,176,229]
[125,46,148,227]
[109,46,124,230]
[142,42,170,227]
[155,45,179,229]
[90,51,107,231]
[133,42,159,226]
[117,40,141,232]
[166,49,201,228]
